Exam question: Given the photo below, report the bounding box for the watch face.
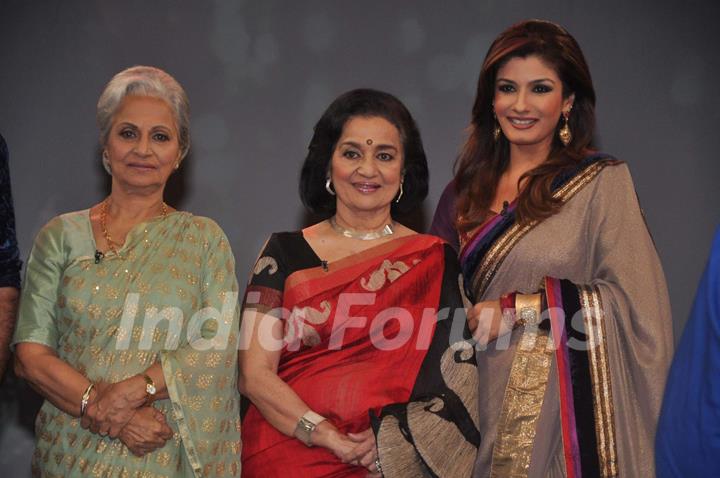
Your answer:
[147,384,157,395]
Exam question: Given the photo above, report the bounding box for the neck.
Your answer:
[508,141,551,176]
[334,204,392,232]
[106,187,166,222]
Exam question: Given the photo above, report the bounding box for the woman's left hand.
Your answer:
[81,376,148,438]
[347,428,382,477]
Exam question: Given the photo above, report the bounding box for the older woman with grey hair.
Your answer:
[13,66,241,477]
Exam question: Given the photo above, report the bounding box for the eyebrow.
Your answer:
[340,141,398,152]
[496,77,557,85]
[116,122,173,131]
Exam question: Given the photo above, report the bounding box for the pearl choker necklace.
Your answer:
[329,216,394,240]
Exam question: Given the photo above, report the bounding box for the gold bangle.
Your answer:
[80,382,94,416]
[515,293,542,326]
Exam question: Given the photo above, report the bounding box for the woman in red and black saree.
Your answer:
[430,21,673,478]
[239,89,480,477]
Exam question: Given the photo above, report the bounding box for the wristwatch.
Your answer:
[142,374,157,404]
[294,410,326,447]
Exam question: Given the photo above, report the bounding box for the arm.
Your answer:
[429,180,460,252]
[238,308,358,462]
[12,219,152,439]
[0,287,18,379]
[0,135,21,380]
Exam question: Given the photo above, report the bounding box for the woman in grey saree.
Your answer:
[430,20,673,477]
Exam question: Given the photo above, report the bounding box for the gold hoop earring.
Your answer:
[493,112,501,142]
[559,111,572,146]
[325,177,336,196]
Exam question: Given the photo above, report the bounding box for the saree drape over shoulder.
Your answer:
[241,232,480,478]
[13,210,241,478]
[431,156,673,478]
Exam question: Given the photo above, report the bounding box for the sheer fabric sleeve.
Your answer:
[12,217,65,349]
[159,218,242,477]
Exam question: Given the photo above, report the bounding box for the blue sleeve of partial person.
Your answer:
[656,225,720,477]
[428,180,459,253]
[0,134,22,289]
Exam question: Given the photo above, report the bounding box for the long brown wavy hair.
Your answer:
[454,20,597,232]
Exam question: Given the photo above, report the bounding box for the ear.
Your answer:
[563,93,576,113]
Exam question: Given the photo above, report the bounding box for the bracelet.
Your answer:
[142,374,157,405]
[515,293,542,326]
[80,382,94,417]
[293,410,326,447]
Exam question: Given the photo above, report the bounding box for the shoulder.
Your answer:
[36,209,89,241]
[181,213,233,243]
[589,159,635,194]
[262,230,305,254]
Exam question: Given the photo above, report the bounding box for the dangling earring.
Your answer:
[559,110,572,146]
[174,161,180,170]
[325,177,336,196]
[493,112,501,142]
[102,151,112,175]
[395,180,404,203]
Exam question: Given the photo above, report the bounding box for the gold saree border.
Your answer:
[472,160,612,299]
[490,328,555,477]
[579,285,618,478]
[162,353,203,478]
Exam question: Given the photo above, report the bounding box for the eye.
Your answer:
[152,132,170,142]
[533,84,553,93]
[342,150,360,159]
[497,84,515,93]
[119,129,136,139]
[377,152,394,162]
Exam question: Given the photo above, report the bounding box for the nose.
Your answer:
[135,134,152,156]
[356,155,378,177]
[512,89,529,113]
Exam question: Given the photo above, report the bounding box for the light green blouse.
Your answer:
[13,210,241,477]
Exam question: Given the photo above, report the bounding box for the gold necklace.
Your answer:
[100,199,168,259]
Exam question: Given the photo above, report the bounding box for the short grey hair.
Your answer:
[96,65,190,159]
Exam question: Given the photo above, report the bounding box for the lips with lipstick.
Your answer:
[506,116,538,129]
[353,181,382,193]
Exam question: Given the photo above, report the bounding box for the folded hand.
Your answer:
[81,376,147,438]
[119,407,174,457]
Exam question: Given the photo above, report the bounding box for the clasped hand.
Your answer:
[466,299,516,345]
[327,426,382,478]
[81,377,173,456]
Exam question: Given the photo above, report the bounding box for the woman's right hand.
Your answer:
[119,407,174,457]
[467,299,516,345]
[81,377,148,438]
[312,421,360,464]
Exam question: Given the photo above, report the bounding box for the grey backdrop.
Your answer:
[1,0,719,475]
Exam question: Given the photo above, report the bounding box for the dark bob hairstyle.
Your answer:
[299,88,429,216]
